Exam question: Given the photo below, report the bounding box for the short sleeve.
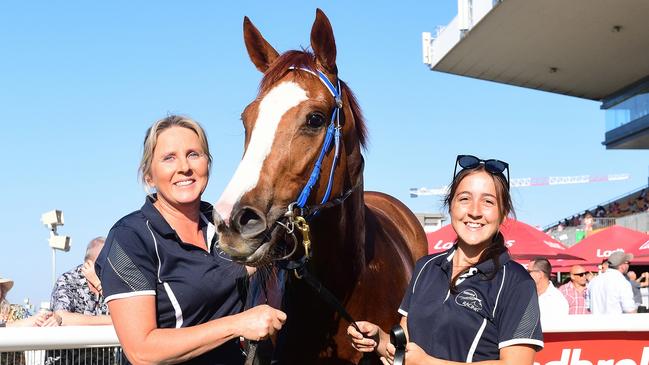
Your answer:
[398,273,416,316]
[399,255,437,316]
[496,275,544,350]
[96,225,157,303]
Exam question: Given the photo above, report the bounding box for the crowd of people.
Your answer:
[2,116,648,365]
[554,189,649,230]
[528,251,649,320]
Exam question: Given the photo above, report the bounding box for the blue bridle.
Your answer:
[290,67,343,214]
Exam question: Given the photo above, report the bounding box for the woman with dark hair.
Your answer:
[348,155,543,364]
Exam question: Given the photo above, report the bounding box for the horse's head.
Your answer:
[214,9,367,266]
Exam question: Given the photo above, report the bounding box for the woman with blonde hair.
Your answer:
[96,115,285,365]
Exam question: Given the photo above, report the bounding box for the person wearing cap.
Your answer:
[0,276,58,327]
[588,251,637,314]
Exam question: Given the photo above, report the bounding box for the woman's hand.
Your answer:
[347,321,381,353]
[235,304,286,341]
[380,341,435,365]
[403,342,435,365]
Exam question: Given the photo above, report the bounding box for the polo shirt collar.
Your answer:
[437,245,511,275]
[142,195,176,237]
[141,195,213,239]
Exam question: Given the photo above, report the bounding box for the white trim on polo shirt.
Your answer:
[163,282,184,328]
[200,213,215,254]
[105,290,156,303]
[413,252,448,294]
[499,338,544,349]
[466,318,487,362]
[146,220,163,284]
[492,266,506,317]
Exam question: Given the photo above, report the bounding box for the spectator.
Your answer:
[0,276,57,327]
[599,258,609,273]
[583,212,594,232]
[348,155,542,364]
[588,251,637,314]
[594,205,607,218]
[47,238,113,365]
[609,202,621,217]
[559,265,590,314]
[529,258,569,319]
[627,271,643,307]
[50,236,111,326]
[96,115,285,365]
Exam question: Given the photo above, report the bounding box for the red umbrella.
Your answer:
[426,218,580,261]
[561,225,649,266]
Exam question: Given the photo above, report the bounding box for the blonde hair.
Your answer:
[139,115,212,187]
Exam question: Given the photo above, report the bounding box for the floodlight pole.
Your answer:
[52,248,57,287]
[50,228,58,286]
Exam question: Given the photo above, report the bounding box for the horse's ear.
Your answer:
[243,16,279,73]
[310,9,337,74]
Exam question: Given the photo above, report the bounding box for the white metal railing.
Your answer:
[0,326,121,365]
[541,313,649,333]
[0,325,119,352]
[424,0,500,68]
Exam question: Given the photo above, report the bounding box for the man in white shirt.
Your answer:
[589,251,637,314]
[529,258,569,319]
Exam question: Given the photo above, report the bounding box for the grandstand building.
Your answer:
[422,0,649,243]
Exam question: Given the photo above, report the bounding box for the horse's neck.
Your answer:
[310,188,366,282]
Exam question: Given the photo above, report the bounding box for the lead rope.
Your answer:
[390,325,407,365]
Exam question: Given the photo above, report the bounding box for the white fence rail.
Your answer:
[0,326,122,365]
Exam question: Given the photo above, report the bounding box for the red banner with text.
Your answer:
[536,332,648,365]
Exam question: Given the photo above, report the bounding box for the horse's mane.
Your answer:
[259,50,368,150]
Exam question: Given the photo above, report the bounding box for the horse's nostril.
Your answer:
[235,206,267,238]
[240,209,260,227]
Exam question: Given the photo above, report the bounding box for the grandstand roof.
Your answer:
[427,0,649,101]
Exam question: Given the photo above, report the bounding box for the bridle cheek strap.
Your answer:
[291,67,343,210]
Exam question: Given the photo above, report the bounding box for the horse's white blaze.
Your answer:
[215,81,308,224]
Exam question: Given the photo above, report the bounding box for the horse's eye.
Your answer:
[306,112,326,129]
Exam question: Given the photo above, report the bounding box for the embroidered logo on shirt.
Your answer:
[455,289,483,312]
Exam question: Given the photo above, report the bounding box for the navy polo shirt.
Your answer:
[399,247,543,362]
[96,196,247,365]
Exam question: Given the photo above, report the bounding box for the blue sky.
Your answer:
[1,1,646,306]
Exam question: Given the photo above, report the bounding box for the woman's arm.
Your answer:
[380,318,536,365]
[109,296,285,365]
[384,343,535,365]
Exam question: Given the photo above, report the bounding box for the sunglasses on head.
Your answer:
[572,272,587,277]
[453,155,510,189]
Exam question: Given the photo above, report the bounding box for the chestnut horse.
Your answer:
[214,9,427,364]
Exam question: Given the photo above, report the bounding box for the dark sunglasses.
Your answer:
[572,272,587,277]
[453,155,510,189]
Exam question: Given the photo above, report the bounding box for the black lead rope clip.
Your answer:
[390,325,407,365]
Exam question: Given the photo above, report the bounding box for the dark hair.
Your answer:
[530,258,552,279]
[444,165,514,293]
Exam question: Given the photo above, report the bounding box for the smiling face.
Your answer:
[450,170,504,251]
[146,126,209,210]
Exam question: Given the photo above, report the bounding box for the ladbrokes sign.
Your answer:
[535,332,648,365]
[535,347,649,365]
